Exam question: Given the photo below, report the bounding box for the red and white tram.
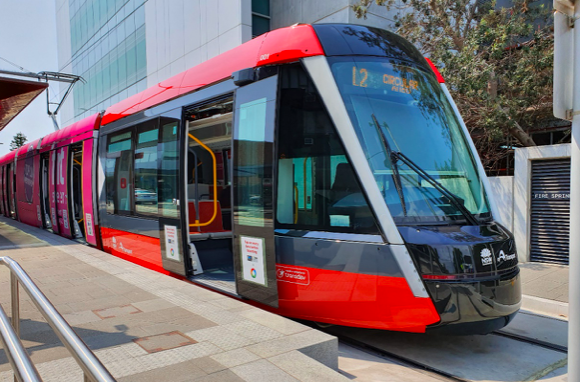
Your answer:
[0,24,521,334]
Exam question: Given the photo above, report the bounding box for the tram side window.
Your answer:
[106,130,134,215]
[135,121,158,217]
[276,64,380,234]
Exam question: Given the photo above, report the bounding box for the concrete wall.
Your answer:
[488,176,514,233]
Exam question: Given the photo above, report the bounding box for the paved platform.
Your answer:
[0,217,347,382]
[519,262,570,319]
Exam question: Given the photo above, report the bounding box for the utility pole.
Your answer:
[554,0,577,380]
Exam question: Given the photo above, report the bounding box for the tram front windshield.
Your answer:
[329,57,491,224]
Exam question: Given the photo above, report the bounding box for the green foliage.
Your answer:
[352,0,554,171]
[10,132,27,151]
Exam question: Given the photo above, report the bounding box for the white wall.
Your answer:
[488,176,514,232]
[145,0,252,88]
[513,144,571,262]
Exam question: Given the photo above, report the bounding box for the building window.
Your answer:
[252,0,270,37]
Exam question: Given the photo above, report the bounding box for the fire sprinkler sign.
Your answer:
[241,236,267,286]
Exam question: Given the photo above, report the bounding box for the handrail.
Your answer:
[0,256,115,382]
[188,133,218,227]
[0,299,41,381]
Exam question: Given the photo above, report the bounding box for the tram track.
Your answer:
[491,330,568,353]
[311,318,568,382]
[338,335,469,382]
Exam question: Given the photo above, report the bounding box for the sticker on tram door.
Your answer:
[164,225,180,261]
[240,236,267,286]
[85,213,94,236]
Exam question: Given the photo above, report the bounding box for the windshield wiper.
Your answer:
[371,114,407,216]
[391,151,480,225]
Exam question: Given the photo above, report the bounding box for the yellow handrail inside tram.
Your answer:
[188,133,218,227]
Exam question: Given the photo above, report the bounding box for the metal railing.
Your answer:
[0,256,115,382]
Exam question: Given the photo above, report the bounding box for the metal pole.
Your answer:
[569,5,580,382]
[10,273,20,382]
[10,273,19,336]
[0,303,42,382]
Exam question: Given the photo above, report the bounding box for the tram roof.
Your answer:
[16,138,41,157]
[101,24,324,126]
[0,76,48,132]
[38,113,100,151]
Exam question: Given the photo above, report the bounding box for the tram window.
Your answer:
[276,64,380,234]
[135,122,158,217]
[159,119,180,219]
[106,130,134,215]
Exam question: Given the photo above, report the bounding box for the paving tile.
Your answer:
[62,310,102,325]
[231,359,299,382]
[211,348,261,368]
[246,329,334,359]
[193,356,228,374]
[186,327,256,351]
[134,331,197,353]
[117,360,207,382]
[193,369,245,382]
[93,304,142,319]
[131,298,177,312]
[269,350,348,381]
[238,308,309,335]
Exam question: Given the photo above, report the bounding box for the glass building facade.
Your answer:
[68,0,147,118]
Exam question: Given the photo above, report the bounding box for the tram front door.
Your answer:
[232,75,279,308]
[158,114,191,277]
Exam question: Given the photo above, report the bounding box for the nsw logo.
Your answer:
[480,248,493,266]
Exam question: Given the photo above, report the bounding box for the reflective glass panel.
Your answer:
[329,57,490,224]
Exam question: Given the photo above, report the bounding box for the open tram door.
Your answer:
[232,74,279,308]
[158,113,192,277]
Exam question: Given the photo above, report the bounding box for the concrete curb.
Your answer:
[522,294,569,320]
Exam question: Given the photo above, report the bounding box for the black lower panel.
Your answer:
[425,268,521,335]
[194,238,233,270]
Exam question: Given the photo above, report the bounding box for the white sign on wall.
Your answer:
[241,236,267,286]
[164,225,180,261]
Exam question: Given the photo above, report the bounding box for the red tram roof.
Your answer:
[0,149,16,166]
[0,77,48,132]
[16,138,40,157]
[102,24,324,126]
[39,113,100,151]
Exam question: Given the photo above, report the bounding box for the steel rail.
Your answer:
[0,300,41,382]
[0,256,115,382]
[338,336,468,382]
[491,330,568,353]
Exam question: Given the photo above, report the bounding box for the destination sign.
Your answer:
[532,192,570,200]
[350,65,420,94]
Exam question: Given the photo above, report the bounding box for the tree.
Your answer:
[352,0,554,172]
[10,132,27,151]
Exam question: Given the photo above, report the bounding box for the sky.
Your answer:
[0,1,60,156]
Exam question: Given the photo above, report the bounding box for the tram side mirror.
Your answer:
[233,68,255,86]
